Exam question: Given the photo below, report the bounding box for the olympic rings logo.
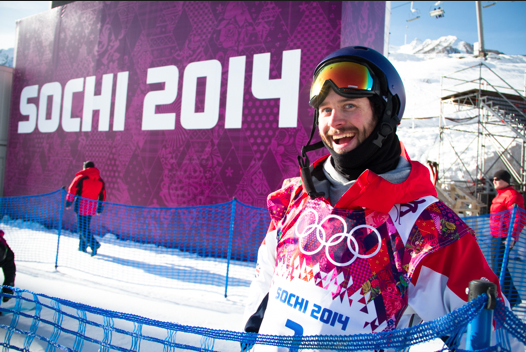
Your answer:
[294,209,382,267]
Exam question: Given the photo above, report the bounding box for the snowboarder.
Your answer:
[242,46,522,350]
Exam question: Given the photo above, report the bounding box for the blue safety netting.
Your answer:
[0,190,524,350]
[0,188,269,297]
[0,287,519,351]
[464,205,526,320]
[0,189,525,308]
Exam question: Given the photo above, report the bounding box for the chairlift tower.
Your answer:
[438,64,526,214]
[475,1,486,58]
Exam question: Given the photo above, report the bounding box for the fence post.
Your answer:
[499,204,518,286]
[466,280,497,350]
[55,188,66,270]
[224,197,236,298]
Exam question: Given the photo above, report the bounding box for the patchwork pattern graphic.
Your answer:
[268,180,473,332]
[7,1,385,208]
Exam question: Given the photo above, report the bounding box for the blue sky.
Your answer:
[389,1,526,55]
[0,1,525,55]
[0,1,50,50]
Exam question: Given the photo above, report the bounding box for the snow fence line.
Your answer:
[1,188,526,309]
[0,188,271,298]
[0,286,522,351]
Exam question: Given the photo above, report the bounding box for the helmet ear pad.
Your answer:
[368,95,387,124]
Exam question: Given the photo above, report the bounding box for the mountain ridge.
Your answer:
[391,35,504,55]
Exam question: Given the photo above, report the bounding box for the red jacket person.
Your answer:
[242,47,522,351]
[66,161,106,256]
[489,169,524,308]
[490,169,525,240]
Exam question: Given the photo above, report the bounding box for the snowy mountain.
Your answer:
[394,35,474,55]
[0,48,13,67]
[392,35,506,56]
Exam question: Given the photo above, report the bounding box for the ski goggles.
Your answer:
[310,61,375,103]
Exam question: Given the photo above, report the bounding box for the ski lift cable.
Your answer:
[392,1,412,10]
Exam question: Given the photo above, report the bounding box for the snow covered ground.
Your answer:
[0,219,250,351]
[2,37,526,351]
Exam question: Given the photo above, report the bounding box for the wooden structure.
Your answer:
[435,183,485,216]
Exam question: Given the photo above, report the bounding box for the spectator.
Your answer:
[0,230,15,303]
[489,169,524,307]
[242,46,521,349]
[66,161,106,256]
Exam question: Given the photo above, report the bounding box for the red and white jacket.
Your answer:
[243,151,521,351]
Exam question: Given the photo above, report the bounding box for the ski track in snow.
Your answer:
[2,45,525,351]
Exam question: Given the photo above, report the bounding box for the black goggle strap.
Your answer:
[372,93,399,148]
[297,110,325,199]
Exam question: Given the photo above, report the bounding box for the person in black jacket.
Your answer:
[66,161,106,256]
[0,229,16,303]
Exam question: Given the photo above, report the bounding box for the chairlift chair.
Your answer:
[429,1,445,18]
[407,1,421,22]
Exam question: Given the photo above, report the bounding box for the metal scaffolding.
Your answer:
[438,62,526,213]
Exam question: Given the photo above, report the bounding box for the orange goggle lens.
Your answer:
[310,62,374,99]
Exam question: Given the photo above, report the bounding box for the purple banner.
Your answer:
[7,1,385,208]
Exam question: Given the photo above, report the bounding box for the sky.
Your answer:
[0,1,50,50]
[0,1,525,54]
[389,1,526,55]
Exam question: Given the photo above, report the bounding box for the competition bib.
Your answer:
[258,195,438,342]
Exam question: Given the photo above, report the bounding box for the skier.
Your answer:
[242,46,521,350]
[66,161,106,256]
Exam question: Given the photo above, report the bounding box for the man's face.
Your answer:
[318,89,377,154]
[493,177,509,190]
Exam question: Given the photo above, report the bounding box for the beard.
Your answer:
[320,126,371,155]
[319,121,402,181]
